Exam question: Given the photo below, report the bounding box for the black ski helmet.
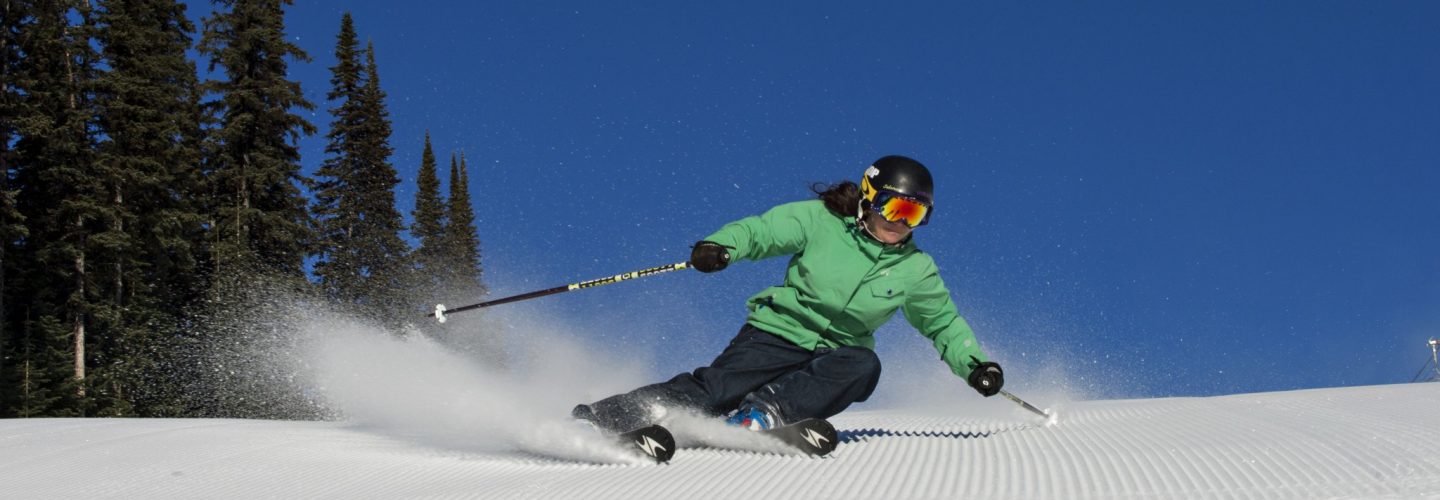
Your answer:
[860,155,934,224]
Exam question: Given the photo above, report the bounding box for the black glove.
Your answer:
[690,241,731,273]
[966,357,1004,397]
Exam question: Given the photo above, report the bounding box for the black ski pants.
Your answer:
[585,323,882,432]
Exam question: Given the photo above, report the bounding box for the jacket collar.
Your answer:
[847,218,916,255]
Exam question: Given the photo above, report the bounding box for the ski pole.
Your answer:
[999,390,1051,419]
[428,261,692,323]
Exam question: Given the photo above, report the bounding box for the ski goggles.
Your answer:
[868,190,931,228]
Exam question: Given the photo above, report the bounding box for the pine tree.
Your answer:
[312,12,364,302]
[88,0,206,416]
[440,152,496,363]
[410,132,445,310]
[9,0,105,413]
[10,316,83,417]
[312,15,408,324]
[0,0,31,415]
[351,41,409,322]
[198,0,315,278]
[444,152,484,301]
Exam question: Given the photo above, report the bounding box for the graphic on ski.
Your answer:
[618,424,676,463]
[762,418,838,457]
[570,403,675,463]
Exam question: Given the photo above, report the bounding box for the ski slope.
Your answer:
[3,383,1438,499]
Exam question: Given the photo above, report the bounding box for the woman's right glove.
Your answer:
[966,357,1004,397]
[690,241,731,273]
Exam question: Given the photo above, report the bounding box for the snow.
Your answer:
[4,383,1439,499]
[6,307,1436,498]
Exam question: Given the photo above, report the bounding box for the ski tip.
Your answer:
[803,420,840,457]
[775,418,839,457]
[622,424,676,464]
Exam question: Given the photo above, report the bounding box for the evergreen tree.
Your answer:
[8,0,105,414]
[9,316,83,417]
[0,0,31,412]
[443,152,484,301]
[441,152,496,363]
[312,12,364,302]
[187,0,314,417]
[312,15,407,323]
[351,41,409,322]
[409,132,445,310]
[197,0,315,278]
[88,0,206,415]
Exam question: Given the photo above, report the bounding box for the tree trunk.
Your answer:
[113,187,122,305]
[240,152,250,244]
[22,359,31,412]
[73,216,85,399]
[2,126,9,382]
[1,237,6,381]
[63,0,88,400]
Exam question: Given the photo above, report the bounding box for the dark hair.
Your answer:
[811,181,861,218]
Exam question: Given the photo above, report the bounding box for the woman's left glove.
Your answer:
[966,358,1004,397]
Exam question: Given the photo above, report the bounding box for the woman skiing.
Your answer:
[574,155,1004,433]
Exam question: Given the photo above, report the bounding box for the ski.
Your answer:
[570,404,675,463]
[660,412,840,457]
[617,424,676,463]
[761,418,838,457]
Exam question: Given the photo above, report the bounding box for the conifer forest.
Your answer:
[0,1,488,418]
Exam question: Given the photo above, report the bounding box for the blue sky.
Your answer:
[184,1,1439,398]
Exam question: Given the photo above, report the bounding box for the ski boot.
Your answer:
[725,395,785,432]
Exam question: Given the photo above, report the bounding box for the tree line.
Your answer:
[0,0,486,417]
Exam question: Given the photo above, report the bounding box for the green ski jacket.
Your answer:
[703,199,989,380]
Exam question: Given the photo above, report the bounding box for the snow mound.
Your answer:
[3,383,1439,499]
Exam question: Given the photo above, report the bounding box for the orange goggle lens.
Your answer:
[872,192,930,228]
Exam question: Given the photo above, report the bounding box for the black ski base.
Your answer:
[618,424,676,463]
[764,418,838,456]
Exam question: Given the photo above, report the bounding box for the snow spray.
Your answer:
[186,274,660,463]
[299,309,663,463]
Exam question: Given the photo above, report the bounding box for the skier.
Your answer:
[573,155,1004,434]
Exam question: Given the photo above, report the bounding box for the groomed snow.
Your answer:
[3,383,1438,499]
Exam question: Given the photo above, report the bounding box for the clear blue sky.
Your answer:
[184,1,1439,398]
